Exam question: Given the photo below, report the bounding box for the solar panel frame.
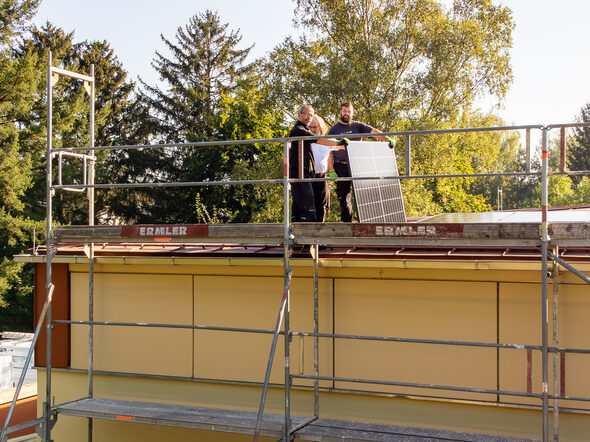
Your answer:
[346,141,406,223]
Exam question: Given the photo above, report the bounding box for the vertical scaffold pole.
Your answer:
[551,247,560,442]
[87,63,95,442]
[252,272,291,442]
[88,63,95,226]
[540,127,550,442]
[313,245,319,418]
[45,50,54,442]
[405,135,411,176]
[252,140,293,442]
[283,139,292,441]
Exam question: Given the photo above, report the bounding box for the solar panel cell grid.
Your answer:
[346,141,406,223]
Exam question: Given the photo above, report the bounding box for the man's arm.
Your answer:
[370,128,386,141]
[294,125,344,148]
[317,137,347,148]
[370,128,395,149]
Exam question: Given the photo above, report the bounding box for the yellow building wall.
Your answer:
[59,261,590,441]
[70,272,193,377]
[334,278,497,401]
[194,275,333,386]
[500,281,590,409]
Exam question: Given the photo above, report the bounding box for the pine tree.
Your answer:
[0,18,137,328]
[18,23,137,224]
[142,10,252,142]
[0,0,43,329]
[137,10,267,223]
[568,102,590,177]
[0,0,40,46]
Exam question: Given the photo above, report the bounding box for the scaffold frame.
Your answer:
[3,53,590,442]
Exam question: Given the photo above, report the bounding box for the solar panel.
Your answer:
[346,141,406,223]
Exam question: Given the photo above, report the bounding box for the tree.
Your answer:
[0,0,39,46]
[0,0,43,329]
[385,111,527,216]
[263,0,513,128]
[141,10,252,142]
[17,23,137,225]
[568,102,590,176]
[0,18,137,329]
[259,0,514,216]
[133,10,285,223]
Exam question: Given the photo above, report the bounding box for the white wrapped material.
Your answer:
[311,143,335,174]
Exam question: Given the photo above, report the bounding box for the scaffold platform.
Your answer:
[53,221,590,247]
[57,397,535,441]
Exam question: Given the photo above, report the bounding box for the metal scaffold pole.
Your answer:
[540,127,550,442]
[44,50,54,442]
[313,245,319,418]
[283,139,292,442]
[253,140,293,442]
[87,62,96,442]
[551,247,560,442]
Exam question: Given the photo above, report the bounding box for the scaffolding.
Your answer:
[3,55,590,442]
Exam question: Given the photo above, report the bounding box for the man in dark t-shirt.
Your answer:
[328,102,386,222]
[289,105,346,222]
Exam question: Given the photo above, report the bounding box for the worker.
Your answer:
[328,101,394,222]
[289,105,348,222]
[308,114,331,222]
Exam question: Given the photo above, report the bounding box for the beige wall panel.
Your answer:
[554,283,590,410]
[39,369,590,442]
[334,279,497,400]
[194,276,333,386]
[71,272,193,377]
[499,282,590,409]
[499,282,543,406]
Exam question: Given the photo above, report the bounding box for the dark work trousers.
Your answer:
[334,161,353,222]
[312,173,329,222]
[291,181,317,222]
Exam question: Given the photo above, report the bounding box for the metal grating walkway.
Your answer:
[57,398,537,441]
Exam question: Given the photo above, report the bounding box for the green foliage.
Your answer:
[14,23,137,225]
[0,15,134,328]
[0,0,39,46]
[0,209,43,329]
[133,11,285,224]
[575,177,590,204]
[397,112,523,214]
[259,0,515,215]
[264,0,513,128]
[141,10,253,142]
[0,2,42,329]
[568,102,590,179]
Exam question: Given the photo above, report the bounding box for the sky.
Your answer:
[32,0,590,126]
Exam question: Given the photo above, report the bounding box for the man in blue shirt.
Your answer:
[328,102,388,222]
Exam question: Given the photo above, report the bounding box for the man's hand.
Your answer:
[385,136,395,149]
[337,137,350,146]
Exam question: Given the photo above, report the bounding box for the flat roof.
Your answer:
[16,207,590,263]
[19,243,590,263]
[423,207,590,223]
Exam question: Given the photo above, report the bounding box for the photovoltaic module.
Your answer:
[346,141,406,223]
